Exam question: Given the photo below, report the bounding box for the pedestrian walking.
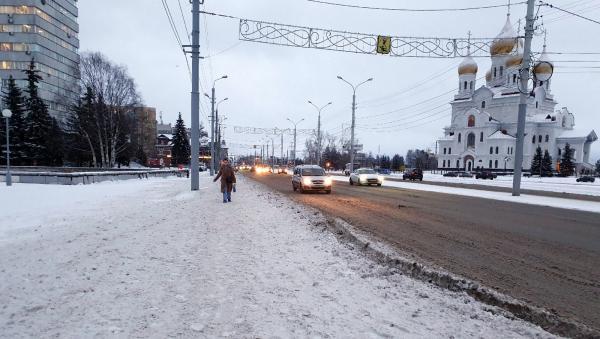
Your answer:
[213,157,236,203]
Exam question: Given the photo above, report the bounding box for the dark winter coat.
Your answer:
[214,164,236,193]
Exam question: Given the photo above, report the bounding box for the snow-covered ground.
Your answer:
[332,176,600,214]
[0,178,555,338]
[391,173,600,197]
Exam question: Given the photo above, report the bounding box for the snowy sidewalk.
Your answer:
[0,177,554,338]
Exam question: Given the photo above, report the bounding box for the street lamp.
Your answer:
[337,76,373,173]
[208,75,228,175]
[286,117,305,166]
[2,108,12,186]
[308,100,332,166]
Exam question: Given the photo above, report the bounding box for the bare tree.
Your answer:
[79,52,140,167]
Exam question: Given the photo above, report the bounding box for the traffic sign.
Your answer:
[377,36,391,54]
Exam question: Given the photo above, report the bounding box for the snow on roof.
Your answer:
[557,129,597,140]
[439,135,454,141]
[488,130,516,139]
[529,114,555,123]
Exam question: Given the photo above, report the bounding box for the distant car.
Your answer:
[403,169,423,181]
[349,168,384,186]
[292,165,332,194]
[376,168,391,175]
[576,176,596,183]
[459,171,473,178]
[276,166,287,174]
[443,171,458,177]
[475,171,497,180]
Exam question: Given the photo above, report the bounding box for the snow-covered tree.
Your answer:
[171,112,190,165]
[560,143,575,176]
[530,146,543,175]
[595,159,600,176]
[541,150,553,177]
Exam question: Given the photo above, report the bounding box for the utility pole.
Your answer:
[287,118,305,166]
[280,132,284,166]
[337,76,373,173]
[271,138,275,172]
[189,0,200,190]
[513,0,536,196]
[308,100,332,167]
[207,76,228,175]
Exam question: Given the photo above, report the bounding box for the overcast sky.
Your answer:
[79,0,600,161]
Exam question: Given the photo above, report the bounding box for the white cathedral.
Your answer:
[436,14,597,173]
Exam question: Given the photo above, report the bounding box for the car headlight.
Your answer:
[324,177,332,186]
[359,174,366,181]
[302,177,312,186]
[378,176,384,182]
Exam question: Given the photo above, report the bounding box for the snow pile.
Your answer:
[0,178,555,338]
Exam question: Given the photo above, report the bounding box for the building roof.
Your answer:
[488,130,516,140]
[557,129,597,141]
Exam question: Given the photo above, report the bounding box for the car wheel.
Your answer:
[299,185,305,193]
[349,179,354,185]
[377,184,382,187]
[293,184,297,191]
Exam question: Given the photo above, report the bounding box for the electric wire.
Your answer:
[540,1,600,25]
[305,0,527,12]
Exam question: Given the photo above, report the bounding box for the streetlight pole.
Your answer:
[286,118,304,166]
[207,75,228,175]
[189,0,200,190]
[2,109,12,186]
[308,100,332,166]
[337,76,373,173]
[215,98,228,162]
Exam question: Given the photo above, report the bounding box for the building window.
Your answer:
[545,135,549,142]
[513,74,517,83]
[464,81,468,90]
[470,81,473,90]
[443,148,447,155]
[480,132,484,142]
[494,67,497,77]
[495,160,498,168]
[468,115,475,127]
[490,146,493,154]
[467,133,476,148]
[481,101,486,108]
[449,148,452,154]
[538,135,542,143]
[532,135,536,143]
[489,160,492,168]
[456,160,460,168]
[495,146,499,154]
[442,160,446,167]
[536,102,539,109]
[458,133,462,143]
[499,66,504,76]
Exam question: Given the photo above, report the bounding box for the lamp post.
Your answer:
[337,76,373,174]
[286,117,304,166]
[308,100,332,166]
[215,98,228,162]
[2,108,12,186]
[207,75,228,175]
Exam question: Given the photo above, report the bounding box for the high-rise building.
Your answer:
[0,0,80,120]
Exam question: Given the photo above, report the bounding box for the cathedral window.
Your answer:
[558,148,562,156]
[489,160,493,168]
[513,74,517,83]
[481,101,486,109]
[490,146,493,154]
[468,115,475,127]
[464,81,468,90]
[443,160,445,167]
[545,135,549,142]
[467,133,476,148]
[499,66,504,76]
[495,160,499,168]
[495,146,499,154]
[458,133,462,143]
[443,148,447,155]
[456,160,460,168]
[480,132,484,142]
[532,135,536,143]
[449,147,452,154]
[493,67,497,77]
[538,135,542,143]
[536,102,539,109]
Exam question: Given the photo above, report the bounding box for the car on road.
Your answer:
[402,169,423,181]
[349,168,384,186]
[475,171,497,180]
[576,176,596,183]
[292,165,332,194]
[443,171,458,177]
[276,166,288,174]
[459,171,473,178]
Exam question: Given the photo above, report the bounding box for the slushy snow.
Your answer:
[0,177,555,338]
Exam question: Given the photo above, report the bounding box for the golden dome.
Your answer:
[458,56,478,75]
[485,70,492,81]
[534,45,553,74]
[490,15,517,56]
[505,39,523,68]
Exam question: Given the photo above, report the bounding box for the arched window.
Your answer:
[480,132,484,142]
[499,66,504,76]
[495,160,498,168]
[532,135,536,143]
[513,74,517,83]
[489,160,493,168]
[468,115,475,127]
[536,102,539,108]
[456,160,460,168]
[545,135,549,142]
[493,67,497,77]
[443,148,447,155]
[470,81,473,89]
[538,135,542,143]
[443,160,446,168]
[458,133,462,143]
[562,116,567,127]
[490,146,493,154]
[481,101,486,108]
[449,147,452,154]
[467,133,476,148]
[464,81,468,90]
[495,146,499,154]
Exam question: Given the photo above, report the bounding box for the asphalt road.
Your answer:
[247,172,600,332]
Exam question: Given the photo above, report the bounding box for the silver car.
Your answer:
[292,165,332,194]
[349,168,384,186]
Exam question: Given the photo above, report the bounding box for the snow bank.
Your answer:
[0,178,555,338]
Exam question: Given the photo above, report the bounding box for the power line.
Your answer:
[540,1,600,25]
[177,0,191,43]
[161,0,192,78]
[306,0,527,12]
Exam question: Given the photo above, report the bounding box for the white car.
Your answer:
[349,168,384,186]
[292,165,332,194]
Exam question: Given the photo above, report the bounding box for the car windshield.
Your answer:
[358,169,375,174]
[302,168,325,176]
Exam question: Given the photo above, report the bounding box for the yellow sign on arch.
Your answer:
[377,35,391,54]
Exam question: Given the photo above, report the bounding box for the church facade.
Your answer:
[436,14,597,173]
